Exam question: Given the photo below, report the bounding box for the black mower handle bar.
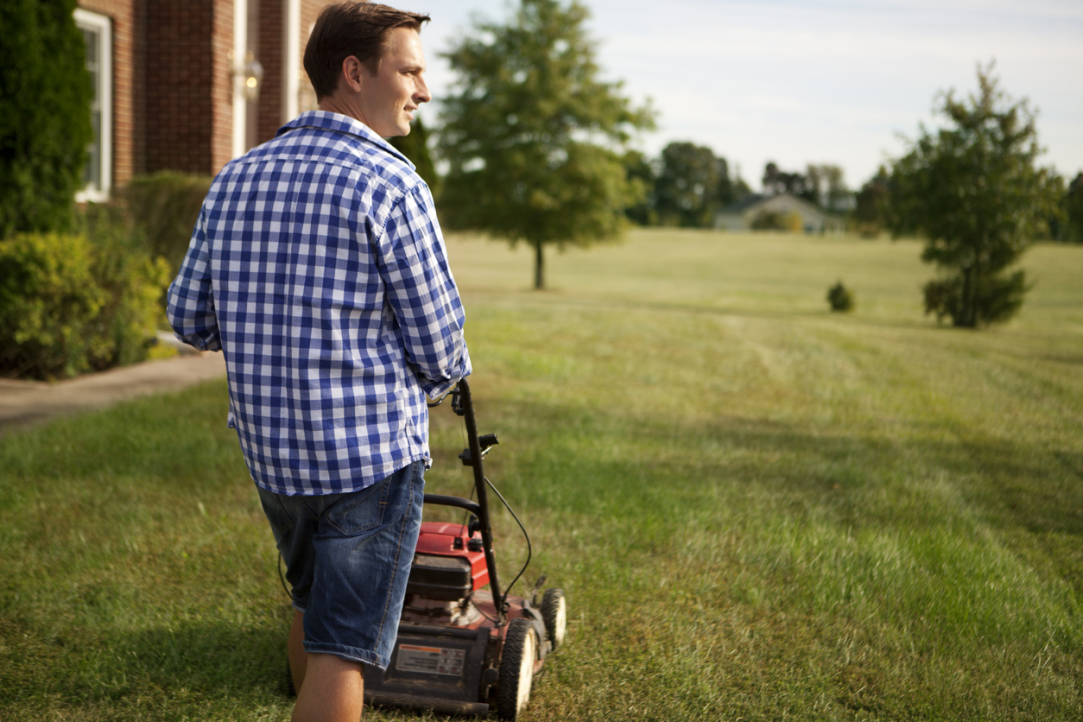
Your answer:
[422,493,481,517]
[423,378,507,621]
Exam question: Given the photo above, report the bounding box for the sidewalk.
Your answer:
[0,343,226,437]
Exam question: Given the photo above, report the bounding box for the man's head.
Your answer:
[305,2,432,137]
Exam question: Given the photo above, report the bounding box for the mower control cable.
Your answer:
[483,475,533,615]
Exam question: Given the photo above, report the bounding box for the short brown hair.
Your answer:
[304,2,430,100]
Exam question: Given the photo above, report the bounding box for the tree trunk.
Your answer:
[959,265,976,327]
[533,241,545,290]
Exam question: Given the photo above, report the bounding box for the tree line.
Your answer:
[5,0,1082,328]
[623,146,857,228]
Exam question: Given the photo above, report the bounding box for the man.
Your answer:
[166,4,468,721]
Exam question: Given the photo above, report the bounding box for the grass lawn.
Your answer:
[1,229,1081,720]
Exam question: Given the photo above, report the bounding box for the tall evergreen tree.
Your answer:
[0,0,93,238]
[890,65,1063,327]
[438,0,654,289]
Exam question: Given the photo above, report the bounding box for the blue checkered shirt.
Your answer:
[167,111,470,496]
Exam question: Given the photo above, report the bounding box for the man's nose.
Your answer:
[415,76,431,104]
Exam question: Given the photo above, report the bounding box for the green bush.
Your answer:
[0,222,170,380]
[827,280,855,312]
[0,0,94,239]
[122,171,212,275]
[751,209,804,232]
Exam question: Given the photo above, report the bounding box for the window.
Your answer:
[74,9,112,202]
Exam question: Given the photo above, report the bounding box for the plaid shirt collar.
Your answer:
[276,110,414,168]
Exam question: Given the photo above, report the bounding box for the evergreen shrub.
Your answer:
[0,0,94,239]
[0,218,170,380]
[122,171,212,275]
[827,281,855,312]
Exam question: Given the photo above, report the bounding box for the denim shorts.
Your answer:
[256,461,425,670]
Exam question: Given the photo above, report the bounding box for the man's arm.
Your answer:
[378,183,470,399]
[166,206,222,352]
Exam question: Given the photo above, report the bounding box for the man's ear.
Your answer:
[340,55,365,93]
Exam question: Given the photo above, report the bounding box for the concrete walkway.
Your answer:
[0,339,225,437]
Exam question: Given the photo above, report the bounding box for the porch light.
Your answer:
[229,50,264,101]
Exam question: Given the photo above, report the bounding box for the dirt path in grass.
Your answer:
[0,343,225,437]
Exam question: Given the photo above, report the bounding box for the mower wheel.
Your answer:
[497,618,537,720]
[540,588,567,651]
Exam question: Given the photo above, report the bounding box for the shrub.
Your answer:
[0,224,170,380]
[0,0,94,239]
[122,171,212,275]
[827,281,855,312]
[751,209,804,232]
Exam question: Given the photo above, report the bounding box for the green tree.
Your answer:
[890,65,1063,328]
[622,149,656,226]
[653,141,734,228]
[437,0,654,289]
[762,161,814,203]
[0,0,94,239]
[732,172,753,203]
[1063,172,1083,243]
[388,115,440,197]
[853,165,891,237]
[806,164,848,211]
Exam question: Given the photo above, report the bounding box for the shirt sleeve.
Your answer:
[166,205,222,352]
[378,183,471,399]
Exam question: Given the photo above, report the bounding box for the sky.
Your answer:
[415,0,1083,192]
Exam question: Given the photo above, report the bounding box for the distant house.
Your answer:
[714,192,846,234]
[73,0,333,203]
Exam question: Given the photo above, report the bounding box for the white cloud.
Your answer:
[422,0,1083,184]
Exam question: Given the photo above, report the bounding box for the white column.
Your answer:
[282,0,301,122]
[231,0,248,158]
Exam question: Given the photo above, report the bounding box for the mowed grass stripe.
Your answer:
[1,229,1080,720]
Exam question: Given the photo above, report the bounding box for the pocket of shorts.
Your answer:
[323,474,393,536]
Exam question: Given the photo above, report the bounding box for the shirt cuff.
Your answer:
[422,347,472,400]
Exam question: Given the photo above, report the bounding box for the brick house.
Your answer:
[74,0,333,202]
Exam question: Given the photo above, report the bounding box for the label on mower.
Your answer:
[396,644,465,676]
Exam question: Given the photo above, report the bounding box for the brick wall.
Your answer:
[77,0,143,185]
[77,0,335,184]
[256,0,282,144]
[143,0,235,176]
[299,0,329,112]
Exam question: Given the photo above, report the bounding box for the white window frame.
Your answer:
[74,8,112,202]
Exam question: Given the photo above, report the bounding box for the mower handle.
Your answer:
[422,493,481,517]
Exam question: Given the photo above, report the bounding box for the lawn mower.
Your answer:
[359,378,566,719]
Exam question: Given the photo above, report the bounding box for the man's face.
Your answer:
[356,27,430,138]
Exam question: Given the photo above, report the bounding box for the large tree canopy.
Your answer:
[437,0,654,289]
[890,65,1063,328]
[654,141,733,228]
[0,0,93,238]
